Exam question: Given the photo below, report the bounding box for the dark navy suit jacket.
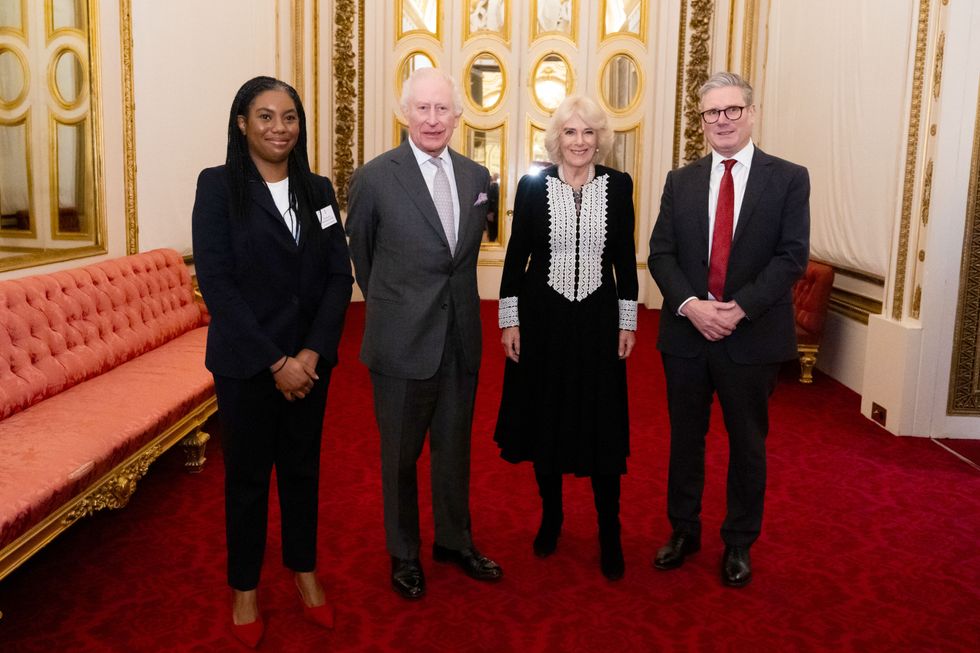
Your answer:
[648,148,810,364]
[192,165,353,379]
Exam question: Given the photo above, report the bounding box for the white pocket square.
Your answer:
[474,192,488,206]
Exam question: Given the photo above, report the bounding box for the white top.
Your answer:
[407,138,460,239]
[266,178,299,243]
[678,139,755,313]
[707,140,754,260]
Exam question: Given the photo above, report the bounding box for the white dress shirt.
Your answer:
[678,140,755,313]
[407,138,460,239]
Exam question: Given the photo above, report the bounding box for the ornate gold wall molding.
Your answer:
[119,0,138,254]
[740,0,757,81]
[932,30,944,99]
[313,2,320,171]
[921,159,934,227]
[894,0,932,320]
[947,82,980,415]
[357,0,364,167]
[333,0,358,209]
[829,288,883,326]
[672,0,714,168]
[293,0,305,98]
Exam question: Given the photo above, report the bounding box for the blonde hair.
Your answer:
[543,96,614,165]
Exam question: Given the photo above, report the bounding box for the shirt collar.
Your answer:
[711,139,754,169]
[408,137,450,167]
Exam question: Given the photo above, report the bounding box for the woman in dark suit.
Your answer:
[495,95,638,581]
[192,76,352,648]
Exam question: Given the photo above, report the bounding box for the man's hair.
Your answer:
[698,72,754,106]
[399,67,464,117]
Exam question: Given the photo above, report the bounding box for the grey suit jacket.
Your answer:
[346,141,491,379]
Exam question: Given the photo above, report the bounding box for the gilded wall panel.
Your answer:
[333,0,358,209]
[672,0,713,169]
[948,83,980,415]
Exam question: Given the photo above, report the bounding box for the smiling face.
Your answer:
[700,85,755,157]
[558,113,598,173]
[405,74,459,157]
[237,89,299,177]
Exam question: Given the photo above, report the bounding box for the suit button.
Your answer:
[291,296,299,305]
[441,303,448,310]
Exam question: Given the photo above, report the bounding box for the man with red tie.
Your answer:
[648,72,810,587]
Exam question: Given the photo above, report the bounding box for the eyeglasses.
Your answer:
[700,105,745,124]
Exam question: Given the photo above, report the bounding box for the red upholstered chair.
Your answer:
[793,261,835,383]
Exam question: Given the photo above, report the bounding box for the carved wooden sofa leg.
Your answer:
[793,260,835,385]
[798,344,819,384]
[181,429,211,474]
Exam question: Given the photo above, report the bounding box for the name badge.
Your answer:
[317,205,337,229]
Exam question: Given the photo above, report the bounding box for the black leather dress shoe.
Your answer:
[391,557,425,600]
[432,544,503,582]
[652,531,701,570]
[722,546,751,587]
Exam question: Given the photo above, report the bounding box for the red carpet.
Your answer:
[0,302,978,652]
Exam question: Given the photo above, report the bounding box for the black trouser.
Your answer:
[661,343,780,547]
[215,368,331,591]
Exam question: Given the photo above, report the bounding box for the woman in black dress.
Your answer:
[495,95,638,580]
[193,77,352,646]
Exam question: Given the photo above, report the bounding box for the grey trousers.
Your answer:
[370,328,478,559]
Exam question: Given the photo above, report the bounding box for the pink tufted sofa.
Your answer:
[0,249,216,582]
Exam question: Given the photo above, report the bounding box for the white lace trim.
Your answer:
[579,176,608,300]
[545,174,609,302]
[619,299,638,331]
[499,296,519,328]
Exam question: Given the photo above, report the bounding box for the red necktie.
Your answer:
[708,159,737,300]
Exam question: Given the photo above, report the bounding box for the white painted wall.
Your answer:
[131,0,278,256]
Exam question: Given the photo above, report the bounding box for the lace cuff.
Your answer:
[618,299,637,331]
[499,296,519,328]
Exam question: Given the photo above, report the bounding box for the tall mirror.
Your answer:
[0,0,103,272]
[462,121,505,245]
[398,0,440,40]
[605,127,640,236]
[465,0,508,43]
[532,0,574,41]
[397,50,434,96]
[605,127,638,181]
[602,0,643,40]
[527,121,550,174]
[600,53,640,113]
[465,51,504,113]
[532,53,572,113]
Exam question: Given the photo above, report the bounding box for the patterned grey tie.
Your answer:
[429,157,457,254]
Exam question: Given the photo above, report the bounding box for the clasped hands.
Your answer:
[681,298,746,341]
[271,348,320,401]
[501,327,636,362]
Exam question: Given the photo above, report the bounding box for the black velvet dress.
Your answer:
[494,165,638,476]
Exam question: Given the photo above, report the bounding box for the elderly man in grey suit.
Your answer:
[346,67,502,600]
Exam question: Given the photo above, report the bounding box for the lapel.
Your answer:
[248,177,299,251]
[691,155,712,251]
[732,147,774,248]
[389,141,453,252]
